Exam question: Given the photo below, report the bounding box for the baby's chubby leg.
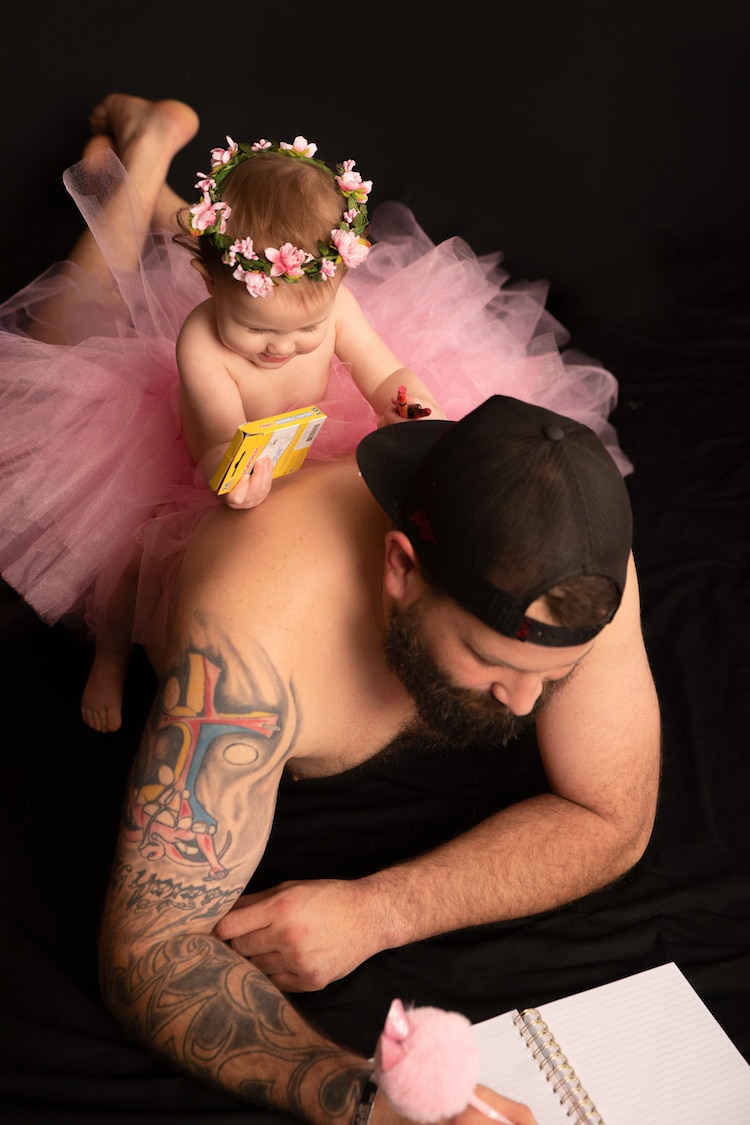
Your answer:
[28,95,199,343]
[78,93,200,276]
[81,547,143,734]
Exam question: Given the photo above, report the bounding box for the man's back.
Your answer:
[150,455,416,779]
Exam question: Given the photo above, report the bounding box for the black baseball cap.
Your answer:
[356,395,633,646]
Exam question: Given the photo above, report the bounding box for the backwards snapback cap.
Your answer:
[356,395,633,647]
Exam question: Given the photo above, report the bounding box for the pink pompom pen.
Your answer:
[374,998,518,1125]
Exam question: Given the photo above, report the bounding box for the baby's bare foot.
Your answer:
[81,647,131,733]
[81,132,115,162]
[89,93,199,171]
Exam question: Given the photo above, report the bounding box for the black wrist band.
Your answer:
[352,1077,379,1125]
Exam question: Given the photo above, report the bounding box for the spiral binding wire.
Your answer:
[514,1009,605,1123]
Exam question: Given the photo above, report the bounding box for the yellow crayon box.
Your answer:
[209,405,327,496]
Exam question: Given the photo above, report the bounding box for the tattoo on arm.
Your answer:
[111,857,244,928]
[102,642,369,1116]
[123,648,297,883]
[103,933,365,1119]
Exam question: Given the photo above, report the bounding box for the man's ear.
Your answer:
[190,257,216,295]
[384,531,422,601]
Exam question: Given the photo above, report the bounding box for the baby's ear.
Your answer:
[190,257,215,294]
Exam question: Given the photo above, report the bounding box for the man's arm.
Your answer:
[98,636,374,1124]
[99,633,535,1125]
[217,555,661,991]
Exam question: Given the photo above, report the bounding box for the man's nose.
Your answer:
[490,675,543,716]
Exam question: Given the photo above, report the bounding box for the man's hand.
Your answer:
[213,878,378,991]
[462,1086,537,1125]
[370,1084,537,1125]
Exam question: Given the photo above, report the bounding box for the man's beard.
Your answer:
[383,598,560,749]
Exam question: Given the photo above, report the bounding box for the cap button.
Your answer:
[543,424,565,441]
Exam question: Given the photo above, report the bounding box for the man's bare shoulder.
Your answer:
[535,553,660,849]
[175,457,386,620]
[199,455,372,538]
[152,457,402,766]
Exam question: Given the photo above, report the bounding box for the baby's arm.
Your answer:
[176,303,273,509]
[333,287,445,423]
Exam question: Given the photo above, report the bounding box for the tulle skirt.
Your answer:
[0,148,631,645]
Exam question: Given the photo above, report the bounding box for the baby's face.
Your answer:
[213,277,336,371]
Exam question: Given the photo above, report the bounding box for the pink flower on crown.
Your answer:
[319,259,337,279]
[265,242,312,279]
[210,136,239,168]
[194,173,216,192]
[331,228,370,268]
[280,136,318,158]
[251,139,273,151]
[190,197,231,234]
[234,266,275,299]
[225,237,258,267]
[336,161,372,202]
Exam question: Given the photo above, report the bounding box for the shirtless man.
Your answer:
[99,394,660,1125]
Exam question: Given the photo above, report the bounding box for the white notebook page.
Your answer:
[472,962,750,1125]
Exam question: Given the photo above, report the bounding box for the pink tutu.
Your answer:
[0,149,631,646]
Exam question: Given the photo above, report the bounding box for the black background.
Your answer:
[1,3,749,1121]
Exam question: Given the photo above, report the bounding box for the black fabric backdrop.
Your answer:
[1,4,749,1121]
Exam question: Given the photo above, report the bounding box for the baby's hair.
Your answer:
[175,152,351,289]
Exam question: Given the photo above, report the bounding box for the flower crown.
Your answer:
[188,135,372,298]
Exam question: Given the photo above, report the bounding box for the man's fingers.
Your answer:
[226,932,273,958]
[215,905,269,942]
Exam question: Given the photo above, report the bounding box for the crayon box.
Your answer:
[209,405,327,496]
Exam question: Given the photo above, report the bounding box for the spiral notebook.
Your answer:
[472,962,750,1125]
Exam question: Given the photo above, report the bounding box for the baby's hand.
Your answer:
[392,388,433,420]
[220,456,274,509]
[379,397,444,428]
